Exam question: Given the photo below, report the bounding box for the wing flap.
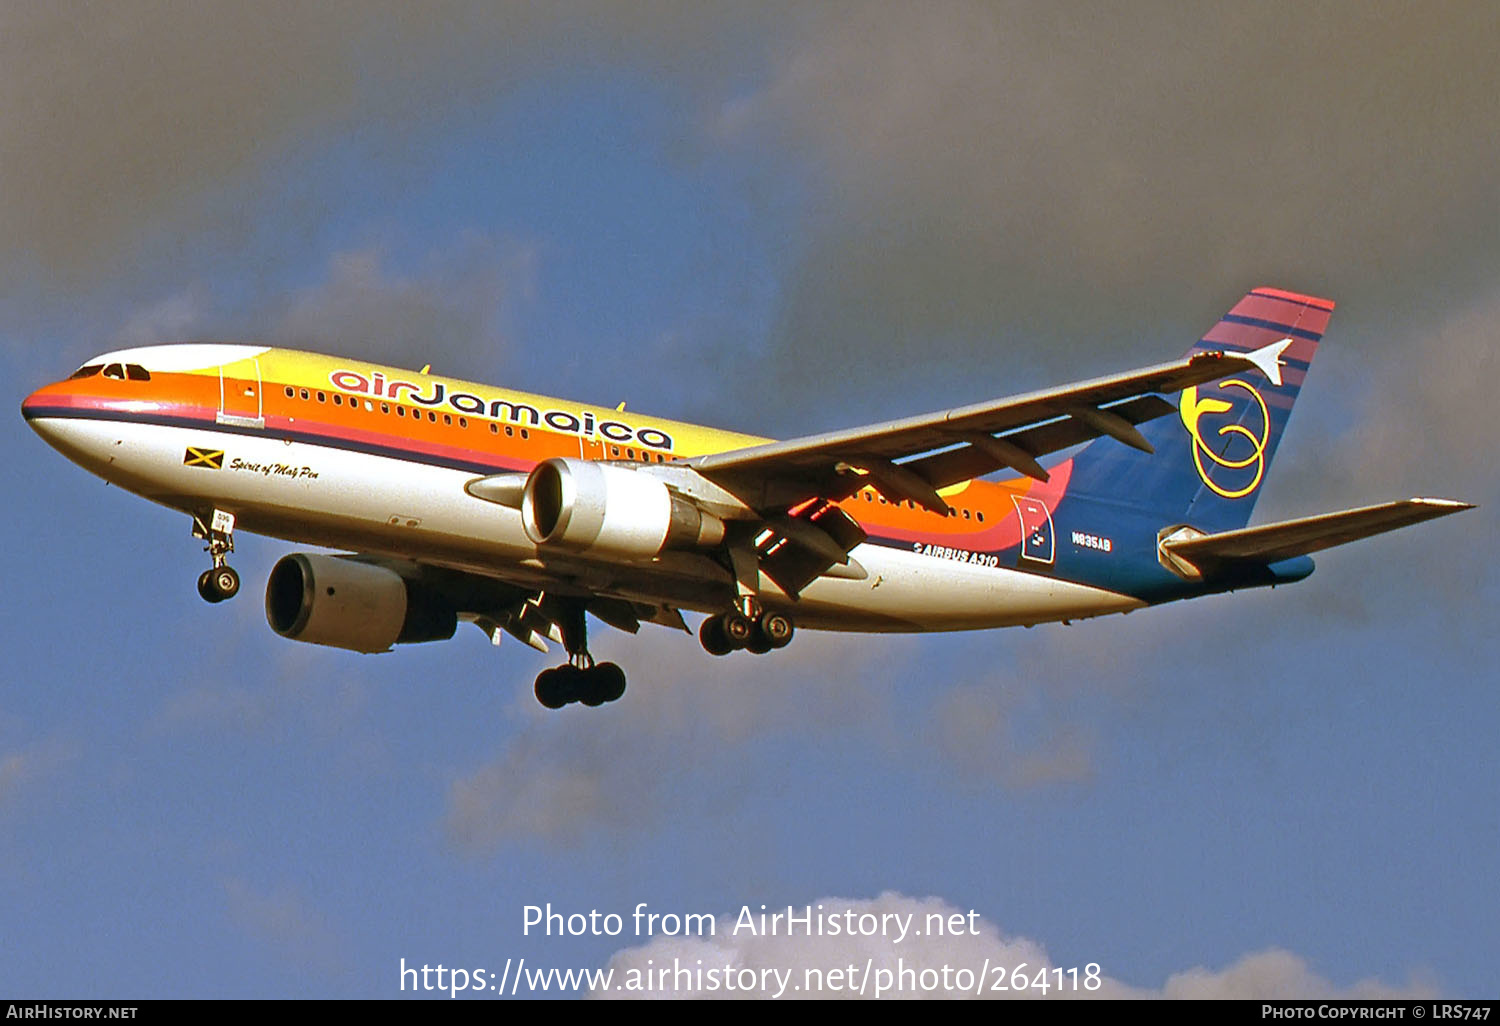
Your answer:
[899,395,1173,491]
[688,347,1272,508]
[1161,498,1473,569]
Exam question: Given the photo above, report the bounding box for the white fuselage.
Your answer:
[31,412,1142,633]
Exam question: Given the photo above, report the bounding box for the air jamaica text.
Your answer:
[328,369,675,452]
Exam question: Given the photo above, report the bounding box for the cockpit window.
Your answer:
[96,363,150,381]
[68,364,103,380]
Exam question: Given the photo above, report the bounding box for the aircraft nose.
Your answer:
[21,386,49,426]
[22,382,68,446]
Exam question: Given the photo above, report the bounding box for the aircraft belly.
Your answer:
[787,545,1144,632]
[39,415,1141,631]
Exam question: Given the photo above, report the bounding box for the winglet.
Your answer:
[1242,337,1294,386]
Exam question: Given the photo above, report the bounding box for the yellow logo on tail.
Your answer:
[1178,380,1269,499]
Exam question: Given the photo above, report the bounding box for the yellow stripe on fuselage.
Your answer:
[258,348,761,459]
[121,344,1050,544]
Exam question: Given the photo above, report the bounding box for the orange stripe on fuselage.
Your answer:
[42,347,1058,554]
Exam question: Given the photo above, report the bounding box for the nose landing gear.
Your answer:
[192,509,240,603]
[196,565,241,603]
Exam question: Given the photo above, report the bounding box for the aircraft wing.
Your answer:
[685,345,1286,514]
[350,554,689,654]
[1159,498,1474,573]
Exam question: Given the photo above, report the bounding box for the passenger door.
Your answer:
[217,357,265,429]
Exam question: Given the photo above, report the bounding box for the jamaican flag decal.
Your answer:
[183,446,224,470]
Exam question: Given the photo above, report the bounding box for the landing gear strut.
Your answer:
[192,509,240,603]
[533,602,627,709]
[699,597,794,656]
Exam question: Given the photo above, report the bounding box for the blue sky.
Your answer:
[2,3,1496,999]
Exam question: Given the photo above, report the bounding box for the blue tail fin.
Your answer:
[1068,287,1333,533]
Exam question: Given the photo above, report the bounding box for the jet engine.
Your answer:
[520,457,725,558]
[265,553,457,653]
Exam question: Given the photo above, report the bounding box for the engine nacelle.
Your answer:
[520,457,725,559]
[265,554,457,653]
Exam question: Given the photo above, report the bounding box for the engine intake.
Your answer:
[521,458,724,558]
[265,554,457,653]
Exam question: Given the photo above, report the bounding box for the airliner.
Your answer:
[22,287,1470,708]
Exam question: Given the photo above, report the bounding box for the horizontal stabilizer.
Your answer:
[1161,498,1473,571]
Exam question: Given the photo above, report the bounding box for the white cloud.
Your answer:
[592,892,1435,999]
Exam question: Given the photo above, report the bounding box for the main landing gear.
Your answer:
[534,659,627,710]
[699,598,794,656]
[533,602,627,709]
[192,509,240,603]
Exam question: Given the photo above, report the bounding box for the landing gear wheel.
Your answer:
[699,615,733,656]
[578,666,607,707]
[722,610,753,647]
[761,612,794,649]
[534,662,627,709]
[535,668,569,709]
[595,662,627,703]
[210,566,240,601]
[197,565,239,602]
[745,628,773,655]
